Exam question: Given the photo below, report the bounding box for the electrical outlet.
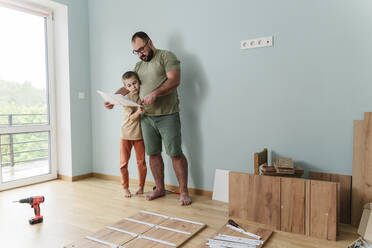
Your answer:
[240,36,273,50]
[78,92,85,99]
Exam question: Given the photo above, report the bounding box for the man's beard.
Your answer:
[140,49,154,62]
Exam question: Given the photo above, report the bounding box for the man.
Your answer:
[105,32,191,205]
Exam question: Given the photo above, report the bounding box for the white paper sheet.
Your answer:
[97,90,141,107]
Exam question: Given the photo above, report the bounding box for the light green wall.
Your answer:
[84,0,372,190]
[53,0,92,176]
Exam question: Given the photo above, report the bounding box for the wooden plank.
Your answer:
[229,172,281,229]
[351,116,372,227]
[305,180,311,236]
[310,180,338,241]
[66,211,205,248]
[309,172,351,224]
[200,221,273,248]
[129,218,206,247]
[280,177,306,234]
[64,217,155,248]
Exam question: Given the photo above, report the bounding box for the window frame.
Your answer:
[0,0,57,190]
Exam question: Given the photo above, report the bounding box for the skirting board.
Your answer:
[58,173,93,182]
[58,172,212,197]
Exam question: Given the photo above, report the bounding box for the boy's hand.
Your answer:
[104,101,114,109]
[136,106,144,114]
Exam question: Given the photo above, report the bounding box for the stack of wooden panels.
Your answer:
[261,166,304,177]
[229,172,339,241]
[200,221,273,248]
[65,211,206,248]
[352,112,372,227]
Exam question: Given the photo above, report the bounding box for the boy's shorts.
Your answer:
[140,112,182,157]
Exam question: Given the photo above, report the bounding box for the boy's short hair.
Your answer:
[131,31,150,43]
[122,71,140,85]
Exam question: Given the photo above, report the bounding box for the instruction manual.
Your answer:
[97,90,141,107]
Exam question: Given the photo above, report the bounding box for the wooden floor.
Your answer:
[0,177,359,248]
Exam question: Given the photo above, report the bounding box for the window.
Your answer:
[0,1,57,190]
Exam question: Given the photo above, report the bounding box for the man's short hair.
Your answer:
[122,71,140,84]
[131,31,150,43]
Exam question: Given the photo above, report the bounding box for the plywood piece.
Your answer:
[310,180,338,241]
[65,211,205,248]
[65,219,154,248]
[229,172,281,229]
[127,218,206,247]
[305,180,311,236]
[352,115,372,227]
[309,172,351,224]
[274,157,294,169]
[200,221,273,248]
[280,177,306,234]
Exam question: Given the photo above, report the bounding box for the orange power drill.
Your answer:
[13,196,45,224]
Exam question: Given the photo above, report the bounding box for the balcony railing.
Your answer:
[0,114,49,167]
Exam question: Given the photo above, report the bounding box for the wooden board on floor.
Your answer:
[309,171,351,224]
[65,211,206,248]
[352,113,372,227]
[309,180,339,241]
[125,216,206,248]
[229,172,281,230]
[199,221,273,248]
[280,177,306,234]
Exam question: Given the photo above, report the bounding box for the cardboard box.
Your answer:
[358,203,372,244]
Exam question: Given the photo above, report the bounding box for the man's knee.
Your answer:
[150,153,162,161]
[170,153,184,162]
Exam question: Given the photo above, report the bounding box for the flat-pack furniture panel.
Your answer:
[309,171,351,224]
[280,177,306,234]
[126,212,206,248]
[229,172,281,229]
[64,219,150,248]
[352,113,372,226]
[199,221,273,248]
[309,180,338,241]
[65,211,206,248]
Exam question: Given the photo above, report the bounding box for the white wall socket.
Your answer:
[240,36,273,50]
[78,92,85,99]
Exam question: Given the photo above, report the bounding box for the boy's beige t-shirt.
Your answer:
[121,93,142,140]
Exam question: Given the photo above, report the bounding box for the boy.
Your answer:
[105,71,147,197]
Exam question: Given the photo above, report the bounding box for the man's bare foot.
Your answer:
[179,192,192,206]
[124,189,131,198]
[136,187,144,195]
[146,188,165,201]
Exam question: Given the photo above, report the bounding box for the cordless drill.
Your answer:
[14,196,45,224]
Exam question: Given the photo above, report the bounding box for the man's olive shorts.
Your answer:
[140,112,182,157]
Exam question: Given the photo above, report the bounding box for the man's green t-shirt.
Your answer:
[134,49,180,116]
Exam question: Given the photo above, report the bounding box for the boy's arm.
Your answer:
[116,87,129,96]
[129,107,143,122]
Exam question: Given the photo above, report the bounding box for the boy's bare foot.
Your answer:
[124,189,132,198]
[145,188,165,201]
[136,187,144,195]
[179,192,192,206]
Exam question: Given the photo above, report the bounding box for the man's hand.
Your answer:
[104,101,114,109]
[140,92,157,105]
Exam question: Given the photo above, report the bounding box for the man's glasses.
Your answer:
[132,40,149,55]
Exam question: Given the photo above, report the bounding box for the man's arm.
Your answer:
[115,87,129,96]
[103,87,129,109]
[141,69,180,105]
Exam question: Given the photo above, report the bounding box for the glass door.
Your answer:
[0,2,57,191]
